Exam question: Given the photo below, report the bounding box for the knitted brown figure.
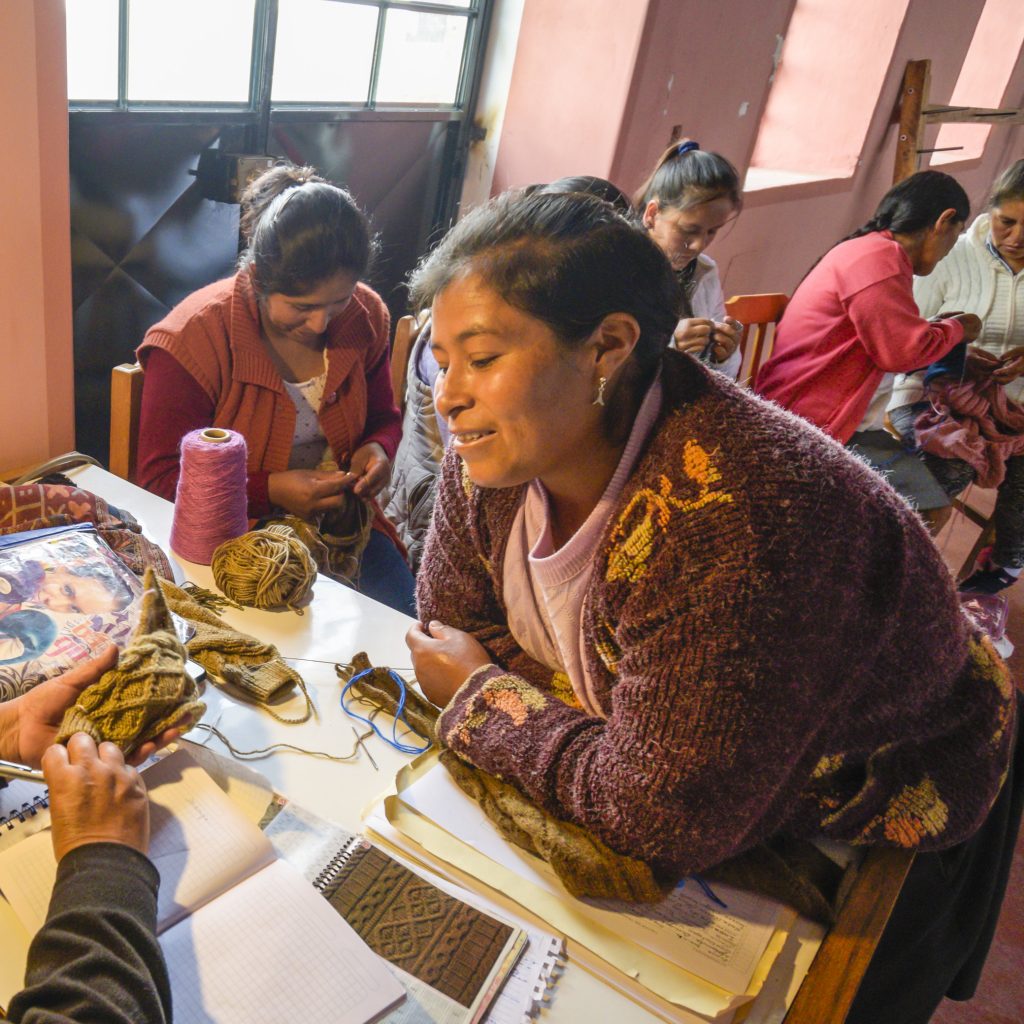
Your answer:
[341,652,849,921]
[56,568,205,755]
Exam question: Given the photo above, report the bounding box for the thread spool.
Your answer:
[170,428,249,565]
[211,524,316,610]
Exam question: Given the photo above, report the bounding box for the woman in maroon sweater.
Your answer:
[405,190,1020,1024]
[136,164,414,613]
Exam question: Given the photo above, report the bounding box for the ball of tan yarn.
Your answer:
[211,524,316,610]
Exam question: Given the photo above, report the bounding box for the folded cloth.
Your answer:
[344,653,851,922]
[915,379,1024,488]
[158,577,312,723]
[56,568,204,754]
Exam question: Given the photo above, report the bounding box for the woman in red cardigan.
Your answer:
[136,163,414,614]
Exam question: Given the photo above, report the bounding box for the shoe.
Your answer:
[960,547,1020,595]
[960,565,1019,594]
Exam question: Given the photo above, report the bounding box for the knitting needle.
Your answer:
[0,759,45,782]
[351,726,379,772]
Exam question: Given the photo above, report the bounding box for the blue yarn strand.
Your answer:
[340,666,433,756]
[676,874,728,909]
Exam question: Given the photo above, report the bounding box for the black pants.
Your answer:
[847,694,1024,1024]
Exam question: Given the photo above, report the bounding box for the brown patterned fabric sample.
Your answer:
[321,840,513,1007]
[56,568,204,753]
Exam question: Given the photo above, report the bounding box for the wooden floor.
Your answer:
[930,493,1024,1024]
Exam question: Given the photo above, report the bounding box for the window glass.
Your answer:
[404,0,471,6]
[126,0,255,102]
[66,0,119,102]
[375,10,467,105]
[272,0,378,103]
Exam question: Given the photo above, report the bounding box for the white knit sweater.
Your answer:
[888,213,1024,408]
[672,253,742,380]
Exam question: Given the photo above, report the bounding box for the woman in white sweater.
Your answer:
[635,140,744,379]
[888,160,1024,592]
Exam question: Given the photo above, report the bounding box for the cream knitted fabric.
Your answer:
[56,568,205,754]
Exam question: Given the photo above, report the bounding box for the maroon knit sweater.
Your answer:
[422,351,1016,878]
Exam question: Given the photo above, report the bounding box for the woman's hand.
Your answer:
[406,620,492,708]
[267,468,352,519]
[950,312,982,342]
[965,347,1003,382]
[0,645,191,768]
[348,442,391,500]
[673,318,741,363]
[44,734,150,861]
[992,346,1024,385]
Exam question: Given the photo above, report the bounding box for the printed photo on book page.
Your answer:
[0,524,189,700]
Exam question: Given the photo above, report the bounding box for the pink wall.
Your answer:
[491,0,650,193]
[493,0,1024,300]
[0,0,74,470]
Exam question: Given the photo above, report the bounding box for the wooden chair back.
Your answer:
[725,292,789,386]
[109,362,144,482]
[390,311,431,416]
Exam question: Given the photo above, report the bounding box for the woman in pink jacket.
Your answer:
[756,171,980,444]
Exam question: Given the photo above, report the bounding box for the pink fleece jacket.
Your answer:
[755,232,964,443]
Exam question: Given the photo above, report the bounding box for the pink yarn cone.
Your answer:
[170,428,250,564]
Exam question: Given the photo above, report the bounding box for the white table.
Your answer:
[72,467,657,1023]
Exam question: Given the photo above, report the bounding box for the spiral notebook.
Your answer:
[263,800,555,1024]
[0,749,406,1023]
[0,778,51,844]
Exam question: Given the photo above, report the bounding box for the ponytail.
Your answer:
[633,138,742,213]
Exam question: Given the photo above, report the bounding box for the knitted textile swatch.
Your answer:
[346,653,847,921]
[55,568,205,754]
[259,490,372,590]
[158,577,313,724]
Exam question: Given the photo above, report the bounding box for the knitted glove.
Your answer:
[158,577,312,723]
[56,568,205,754]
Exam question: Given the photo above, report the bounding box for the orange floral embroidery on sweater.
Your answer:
[859,776,949,846]
[606,440,733,582]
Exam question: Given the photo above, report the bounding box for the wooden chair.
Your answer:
[725,293,789,387]
[109,362,144,482]
[390,311,431,416]
[786,847,914,1022]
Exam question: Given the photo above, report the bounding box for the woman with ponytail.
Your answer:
[756,171,980,444]
[635,140,744,378]
[136,163,415,614]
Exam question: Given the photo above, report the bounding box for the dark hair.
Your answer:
[842,170,969,244]
[540,175,633,213]
[64,564,134,613]
[633,139,742,213]
[989,159,1024,209]
[409,190,680,376]
[0,609,57,665]
[238,163,376,296]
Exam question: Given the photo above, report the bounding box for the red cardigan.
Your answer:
[755,232,964,443]
[136,272,401,518]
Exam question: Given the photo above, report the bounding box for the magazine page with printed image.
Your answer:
[0,524,152,698]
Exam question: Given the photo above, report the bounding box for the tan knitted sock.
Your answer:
[158,578,313,723]
[56,568,205,755]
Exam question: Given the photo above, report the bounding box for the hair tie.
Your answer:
[676,140,700,157]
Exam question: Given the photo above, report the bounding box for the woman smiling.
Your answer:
[405,189,1019,1024]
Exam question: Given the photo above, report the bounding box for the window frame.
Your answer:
[67,0,488,123]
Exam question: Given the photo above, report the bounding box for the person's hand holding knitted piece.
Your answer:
[55,568,204,755]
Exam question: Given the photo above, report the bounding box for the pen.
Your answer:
[0,759,45,783]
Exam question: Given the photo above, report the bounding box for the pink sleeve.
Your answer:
[845,276,965,373]
[136,347,270,517]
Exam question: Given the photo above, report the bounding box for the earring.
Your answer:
[593,376,607,407]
